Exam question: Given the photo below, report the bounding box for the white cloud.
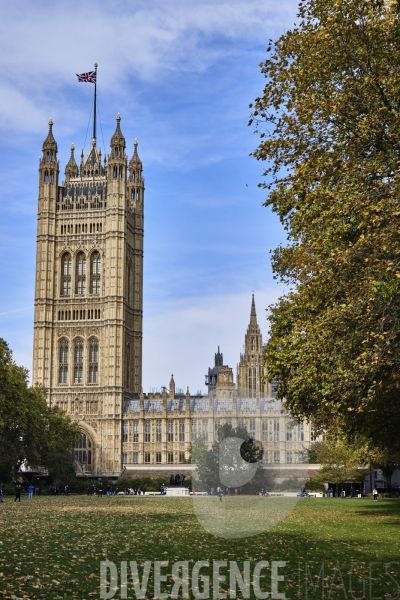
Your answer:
[142,286,285,393]
[0,1,298,133]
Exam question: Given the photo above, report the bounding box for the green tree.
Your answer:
[40,406,79,485]
[310,439,368,492]
[250,0,400,452]
[0,338,78,482]
[194,423,264,492]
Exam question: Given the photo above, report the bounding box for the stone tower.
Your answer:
[237,294,272,398]
[32,116,144,476]
[205,346,224,393]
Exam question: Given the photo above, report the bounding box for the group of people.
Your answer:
[122,487,146,495]
[50,485,70,496]
[86,484,119,497]
[207,486,239,496]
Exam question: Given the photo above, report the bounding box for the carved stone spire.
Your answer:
[110,113,126,150]
[250,292,257,325]
[65,144,78,180]
[169,374,175,399]
[42,119,58,154]
[128,139,142,181]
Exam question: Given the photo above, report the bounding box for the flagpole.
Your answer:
[93,62,98,142]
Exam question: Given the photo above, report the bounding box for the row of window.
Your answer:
[59,338,99,385]
[44,153,55,163]
[261,422,305,442]
[58,309,101,321]
[130,188,141,200]
[250,337,260,351]
[60,223,103,235]
[122,422,186,443]
[121,421,310,444]
[122,452,186,465]
[263,451,303,464]
[58,199,106,212]
[43,170,54,183]
[212,421,306,442]
[120,450,302,466]
[61,251,100,296]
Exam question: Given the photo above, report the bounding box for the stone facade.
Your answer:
[33,116,144,476]
[121,296,315,476]
[33,117,316,477]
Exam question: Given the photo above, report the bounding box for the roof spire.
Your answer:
[250,293,257,325]
[110,113,125,149]
[65,143,78,180]
[129,138,142,177]
[42,118,58,154]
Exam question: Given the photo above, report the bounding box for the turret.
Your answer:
[127,139,144,208]
[65,144,78,181]
[108,114,127,183]
[245,294,262,355]
[169,374,176,399]
[39,119,59,189]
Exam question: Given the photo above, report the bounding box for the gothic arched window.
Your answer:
[76,252,86,294]
[89,338,98,383]
[249,367,257,398]
[59,338,69,384]
[75,433,92,468]
[74,338,84,383]
[156,422,162,442]
[91,252,101,294]
[61,253,71,296]
[44,170,49,182]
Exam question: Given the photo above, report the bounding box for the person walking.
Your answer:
[217,486,223,502]
[28,484,34,499]
[14,484,21,503]
[0,486,4,503]
[373,488,378,501]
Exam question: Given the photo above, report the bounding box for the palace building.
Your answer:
[33,116,315,478]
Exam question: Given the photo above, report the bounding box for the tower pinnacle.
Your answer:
[110,113,126,150]
[65,143,78,180]
[42,119,57,154]
[250,293,257,325]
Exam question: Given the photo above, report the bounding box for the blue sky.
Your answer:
[0,0,298,393]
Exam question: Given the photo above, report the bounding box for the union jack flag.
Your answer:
[76,71,96,83]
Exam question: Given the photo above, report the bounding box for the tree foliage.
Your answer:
[309,439,368,487]
[250,0,400,451]
[0,338,78,482]
[193,423,264,491]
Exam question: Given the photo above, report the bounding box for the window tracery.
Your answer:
[89,338,98,383]
[76,252,86,294]
[59,338,69,384]
[74,338,84,383]
[61,253,71,296]
[91,252,101,294]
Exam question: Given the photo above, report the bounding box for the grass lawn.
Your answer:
[0,496,399,599]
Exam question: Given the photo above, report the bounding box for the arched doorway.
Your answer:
[75,432,93,472]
